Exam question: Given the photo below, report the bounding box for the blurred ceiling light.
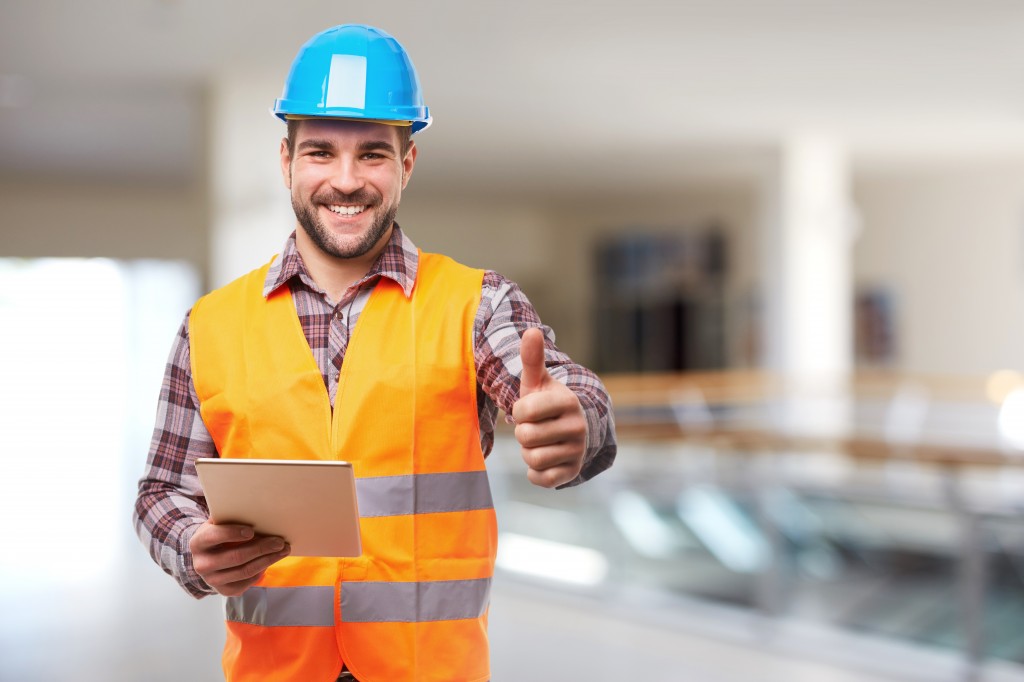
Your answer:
[496,533,609,587]
[0,74,31,109]
[997,387,1024,451]
[986,369,1024,405]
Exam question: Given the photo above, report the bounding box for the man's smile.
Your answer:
[327,204,368,216]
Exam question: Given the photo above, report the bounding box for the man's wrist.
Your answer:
[179,521,217,597]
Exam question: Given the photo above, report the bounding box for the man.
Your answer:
[134,24,616,682]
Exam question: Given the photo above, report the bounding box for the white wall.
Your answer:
[545,186,759,367]
[0,178,206,269]
[207,69,294,288]
[396,184,757,367]
[854,161,1024,375]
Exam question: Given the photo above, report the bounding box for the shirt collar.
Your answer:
[263,224,419,300]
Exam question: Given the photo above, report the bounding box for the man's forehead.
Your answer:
[292,118,401,145]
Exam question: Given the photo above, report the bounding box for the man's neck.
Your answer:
[294,226,392,303]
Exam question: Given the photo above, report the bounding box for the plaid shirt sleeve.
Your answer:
[475,271,616,487]
[133,312,217,598]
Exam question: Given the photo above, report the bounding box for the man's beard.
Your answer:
[293,188,399,260]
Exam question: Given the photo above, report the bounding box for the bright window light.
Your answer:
[676,485,768,574]
[998,387,1024,450]
[496,532,609,586]
[610,490,686,559]
[0,258,196,588]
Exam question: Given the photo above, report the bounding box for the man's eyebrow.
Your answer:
[296,138,336,152]
[295,138,398,155]
[358,139,398,155]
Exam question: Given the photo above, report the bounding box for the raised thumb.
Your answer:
[519,327,548,396]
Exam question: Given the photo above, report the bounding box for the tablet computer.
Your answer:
[195,458,362,557]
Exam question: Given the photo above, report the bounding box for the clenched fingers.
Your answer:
[514,414,587,449]
[515,409,588,488]
[189,520,291,596]
[526,461,583,489]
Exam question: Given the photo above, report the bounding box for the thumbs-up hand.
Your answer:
[511,328,588,488]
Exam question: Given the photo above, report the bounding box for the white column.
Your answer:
[208,68,295,288]
[760,133,857,435]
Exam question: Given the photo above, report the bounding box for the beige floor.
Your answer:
[488,580,996,682]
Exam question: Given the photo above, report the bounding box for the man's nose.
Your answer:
[329,157,365,194]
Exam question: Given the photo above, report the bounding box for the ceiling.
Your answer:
[3,0,1024,191]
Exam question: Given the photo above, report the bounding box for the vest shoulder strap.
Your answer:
[189,259,274,402]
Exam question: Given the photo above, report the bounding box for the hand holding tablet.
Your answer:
[195,458,362,557]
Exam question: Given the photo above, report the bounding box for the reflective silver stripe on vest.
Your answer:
[225,585,335,627]
[355,471,493,518]
[340,577,492,623]
[224,578,492,626]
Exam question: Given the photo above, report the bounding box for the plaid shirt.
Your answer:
[134,226,616,597]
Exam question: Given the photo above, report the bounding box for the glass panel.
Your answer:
[489,434,1024,669]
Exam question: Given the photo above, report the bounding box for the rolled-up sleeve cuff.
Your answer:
[176,522,217,598]
[556,397,617,489]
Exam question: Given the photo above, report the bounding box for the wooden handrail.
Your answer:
[600,370,998,406]
[599,370,1022,467]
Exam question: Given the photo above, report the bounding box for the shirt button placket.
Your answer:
[329,308,345,392]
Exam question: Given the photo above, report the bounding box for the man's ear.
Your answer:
[280,138,292,189]
[401,140,418,189]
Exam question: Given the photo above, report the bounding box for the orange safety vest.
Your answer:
[189,251,497,682]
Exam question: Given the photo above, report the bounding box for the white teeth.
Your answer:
[328,205,367,216]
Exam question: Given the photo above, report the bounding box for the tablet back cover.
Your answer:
[195,458,362,557]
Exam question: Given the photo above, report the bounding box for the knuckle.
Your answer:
[223,562,261,585]
[515,423,536,446]
[224,547,248,568]
[240,561,265,580]
[527,466,557,488]
[188,528,208,553]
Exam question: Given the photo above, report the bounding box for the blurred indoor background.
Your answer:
[3,1,1024,680]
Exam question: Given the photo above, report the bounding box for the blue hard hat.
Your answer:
[272,24,431,133]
